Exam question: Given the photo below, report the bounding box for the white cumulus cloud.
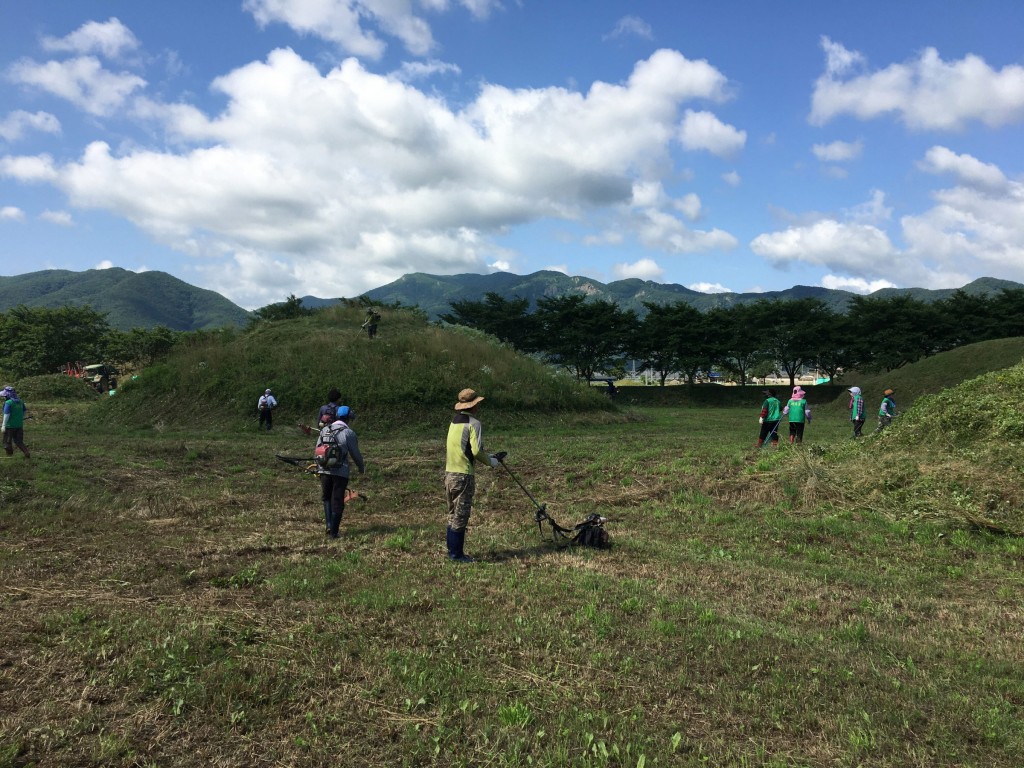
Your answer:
[812,139,862,162]
[811,38,1024,130]
[40,209,73,226]
[688,281,731,293]
[41,18,140,59]
[1,153,59,182]
[8,56,146,116]
[678,109,746,157]
[1,206,25,221]
[918,146,1007,192]
[721,170,741,187]
[820,275,896,293]
[1,47,738,306]
[635,208,737,253]
[391,59,461,82]
[0,110,61,142]
[750,219,897,274]
[243,0,500,60]
[613,258,663,280]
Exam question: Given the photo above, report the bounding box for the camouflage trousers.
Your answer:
[444,471,475,531]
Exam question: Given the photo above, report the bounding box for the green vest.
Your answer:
[787,398,807,423]
[4,398,25,429]
[762,397,781,421]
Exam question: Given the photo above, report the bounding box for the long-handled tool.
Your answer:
[493,453,609,548]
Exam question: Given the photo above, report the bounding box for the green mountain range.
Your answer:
[0,268,252,331]
[5,267,1022,331]
[349,271,1024,319]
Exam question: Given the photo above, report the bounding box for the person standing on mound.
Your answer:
[444,388,501,563]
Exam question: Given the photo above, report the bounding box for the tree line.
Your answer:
[440,288,1024,385]
[4,288,1024,385]
[0,294,361,380]
[0,305,186,379]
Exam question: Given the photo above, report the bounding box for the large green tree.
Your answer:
[533,295,636,381]
[0,305,111,378]
[632,302,686,386]
[711,303,771,386]
[440,292,537,351]
[758,298,834,386]
[104,325,182,369]
[847,295,944,371]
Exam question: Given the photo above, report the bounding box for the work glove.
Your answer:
[489,451,507,467]
[489,455,500,468]
[758,417,763,425]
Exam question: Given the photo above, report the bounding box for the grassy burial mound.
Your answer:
[94,305,614,432]
[822,336,1024,413]
[774,359,1024,535]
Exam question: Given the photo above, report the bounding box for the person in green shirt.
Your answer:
[783,386,812,444]
[877,388,897,432]
[1,386,30,458]
[756,388,781,447]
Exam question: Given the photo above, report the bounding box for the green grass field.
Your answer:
[2,391,1022,767]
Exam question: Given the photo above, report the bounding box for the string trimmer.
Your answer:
[492,452,610,549]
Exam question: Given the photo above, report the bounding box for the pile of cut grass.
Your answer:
[773,359,1024,534]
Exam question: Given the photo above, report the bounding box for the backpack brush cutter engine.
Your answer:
[493,452,610,549]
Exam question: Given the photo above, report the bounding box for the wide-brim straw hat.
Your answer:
[454,388,485,411]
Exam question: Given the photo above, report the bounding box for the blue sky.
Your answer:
[2,1,1024,309]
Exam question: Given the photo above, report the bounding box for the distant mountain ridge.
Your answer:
[6,267,1020,331]
[337,271,1024,319]
[0,268,251,331]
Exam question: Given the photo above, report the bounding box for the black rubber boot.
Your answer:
[323,501,332,535]
[329,508,342,539]
[451,528,474,563]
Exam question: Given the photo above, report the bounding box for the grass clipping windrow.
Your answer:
[781,361,1024,535]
